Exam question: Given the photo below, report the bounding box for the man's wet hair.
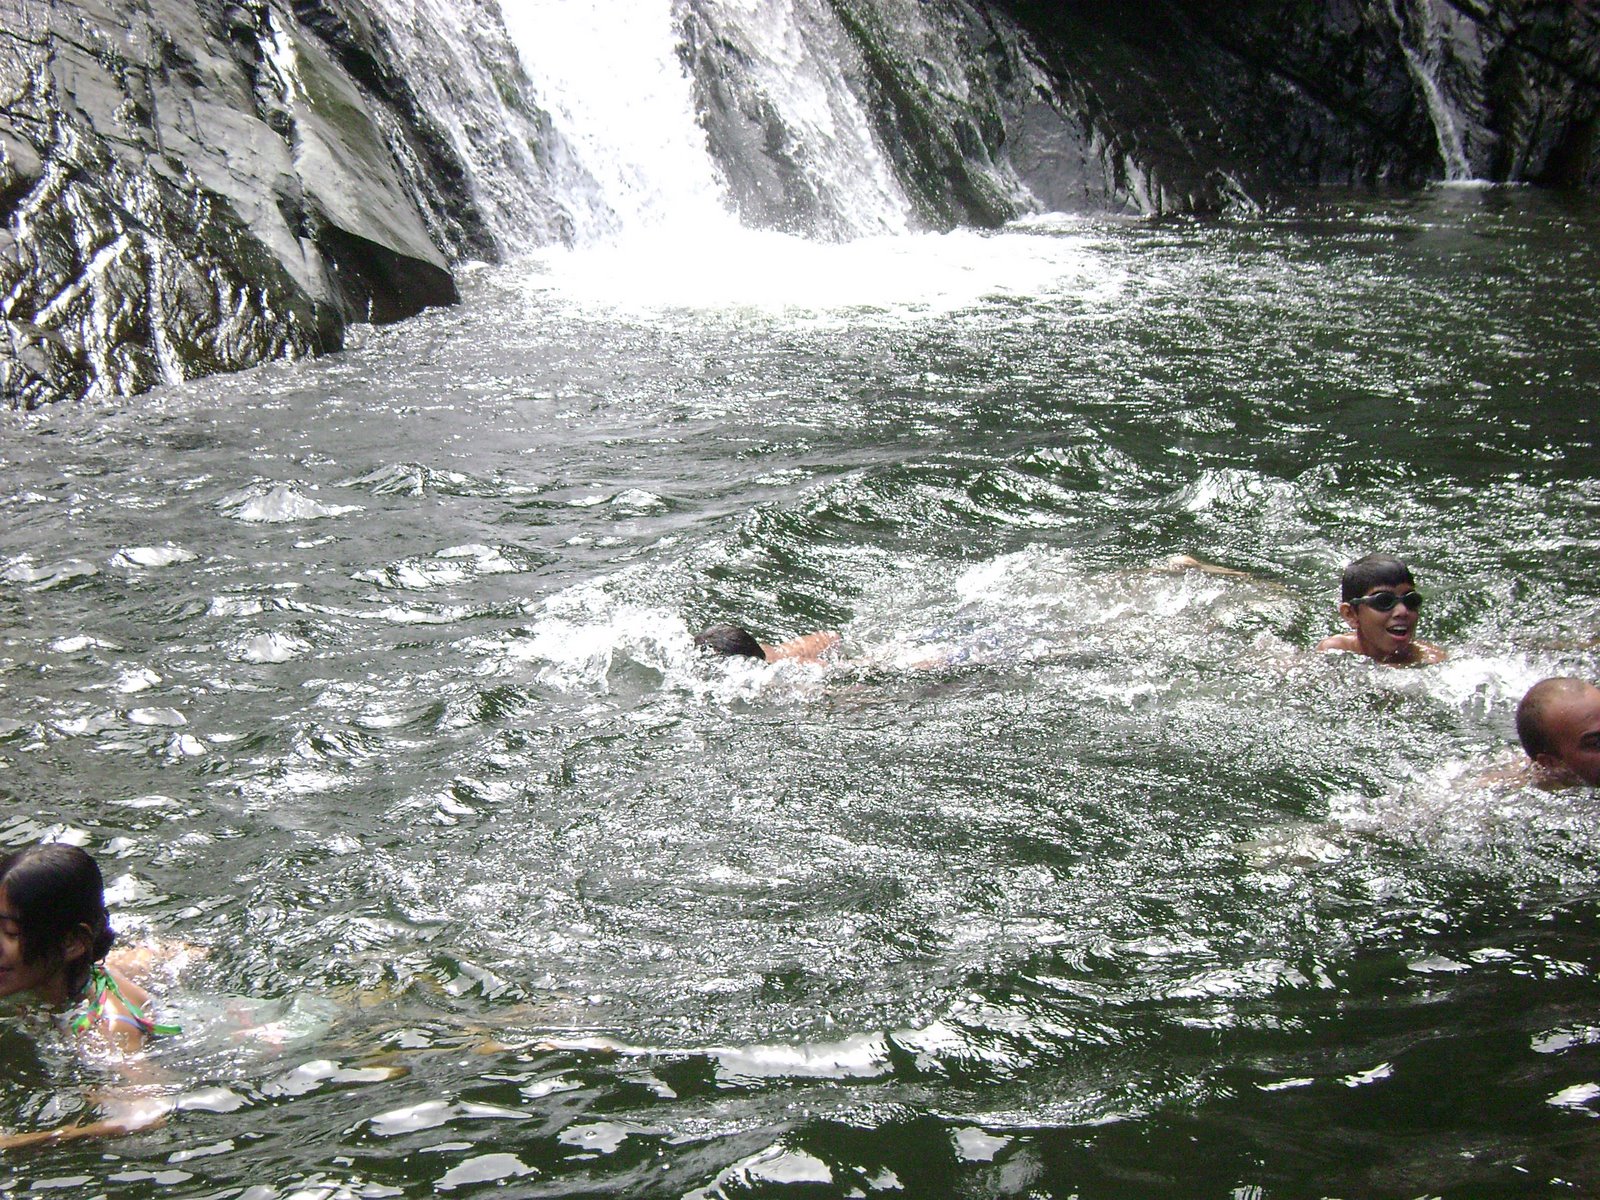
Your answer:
[1340,553,1416,603]
[694,624,766,661]
[1516,676,1588,759]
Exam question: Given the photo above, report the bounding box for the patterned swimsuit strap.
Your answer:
[71,964,181,1037]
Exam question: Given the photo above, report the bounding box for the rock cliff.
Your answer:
[2,0,1596,408]
[0,0,507,409]
[795,0,1599,221]
[982,0,1600,213]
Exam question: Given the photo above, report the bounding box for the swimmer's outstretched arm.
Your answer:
[1161,554,1254,578]
[0,1044,177,1150]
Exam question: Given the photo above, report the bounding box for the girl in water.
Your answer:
[0,843,176,1148]
[0,842,177,1050]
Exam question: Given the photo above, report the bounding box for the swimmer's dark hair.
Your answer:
[0,844,115,996]
[1340,554,1416,603]
[1516,676,1588,759]
[694,624,766,661]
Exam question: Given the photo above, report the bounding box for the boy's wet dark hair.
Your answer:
[1339,553,1416,603]
[694,624,766,661]
[0,844,115,994]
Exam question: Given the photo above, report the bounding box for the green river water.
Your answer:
[2,189,1599,1197]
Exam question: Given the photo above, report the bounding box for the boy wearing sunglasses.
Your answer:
[1315,553,1445,665]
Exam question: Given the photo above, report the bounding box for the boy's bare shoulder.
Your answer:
[1414,640,1447,664]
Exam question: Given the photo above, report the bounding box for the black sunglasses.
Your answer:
[1350,590,1424,612]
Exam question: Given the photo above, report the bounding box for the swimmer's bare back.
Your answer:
[761,631,843,663]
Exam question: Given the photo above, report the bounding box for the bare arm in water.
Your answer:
[0,1096,170,1150]
[0,942,198,1150]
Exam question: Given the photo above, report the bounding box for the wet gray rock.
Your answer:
[702,0,1597,223]
[2,0,1596,407]
[681,0,1596,231]
[0,0,462,409]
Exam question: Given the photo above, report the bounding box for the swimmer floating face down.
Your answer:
[694,624,841,665]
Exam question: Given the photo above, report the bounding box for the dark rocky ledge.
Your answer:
[0,0,462,409]
[979,0,1600,215]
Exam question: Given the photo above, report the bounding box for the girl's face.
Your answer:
[0,885,64,1002]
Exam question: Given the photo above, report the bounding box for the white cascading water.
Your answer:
[497,0,737,244]
[699,0,917,239]
[497,0,914,244]
[494,0,1104,316]
[364,0,584,253]
[1386,0,1484,184]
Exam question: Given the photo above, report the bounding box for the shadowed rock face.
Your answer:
[977,0,1600,213]
[0,0,461,409]
[683,0,1597,233]
[2,0,1597,407]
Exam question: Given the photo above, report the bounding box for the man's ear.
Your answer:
[1338,601,1358,630]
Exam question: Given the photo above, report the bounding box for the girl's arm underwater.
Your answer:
[0,1094,170,1151]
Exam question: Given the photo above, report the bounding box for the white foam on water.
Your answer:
[1546,1082,1600,1115]
[711,1032,891,1082]
[517,224,1121,322]
[2,556,99,587]
[355,545,525,591]
[234,632,311,664]
[113,668,162,693]
[218,483,362,524]
[111,544,198,568]
[51,635,121,653]
[127,706,187,726]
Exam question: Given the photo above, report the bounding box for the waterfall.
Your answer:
[364,0,585,254]
[1397,41,1473,180]
[1386,0,1487,184]
[485,0,1095,317]
[495,0,917,243]
[682,0,916,239]
[497,0,739,243]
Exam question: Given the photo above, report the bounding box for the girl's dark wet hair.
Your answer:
[694,624,766,661]
[0,844,115,993]
[1340,553,1416,602]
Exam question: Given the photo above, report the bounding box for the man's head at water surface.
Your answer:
[694,624,766,661]
[1317,553,1440,665]
[1338,553,1415,605]
[1516,677,1600,787]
